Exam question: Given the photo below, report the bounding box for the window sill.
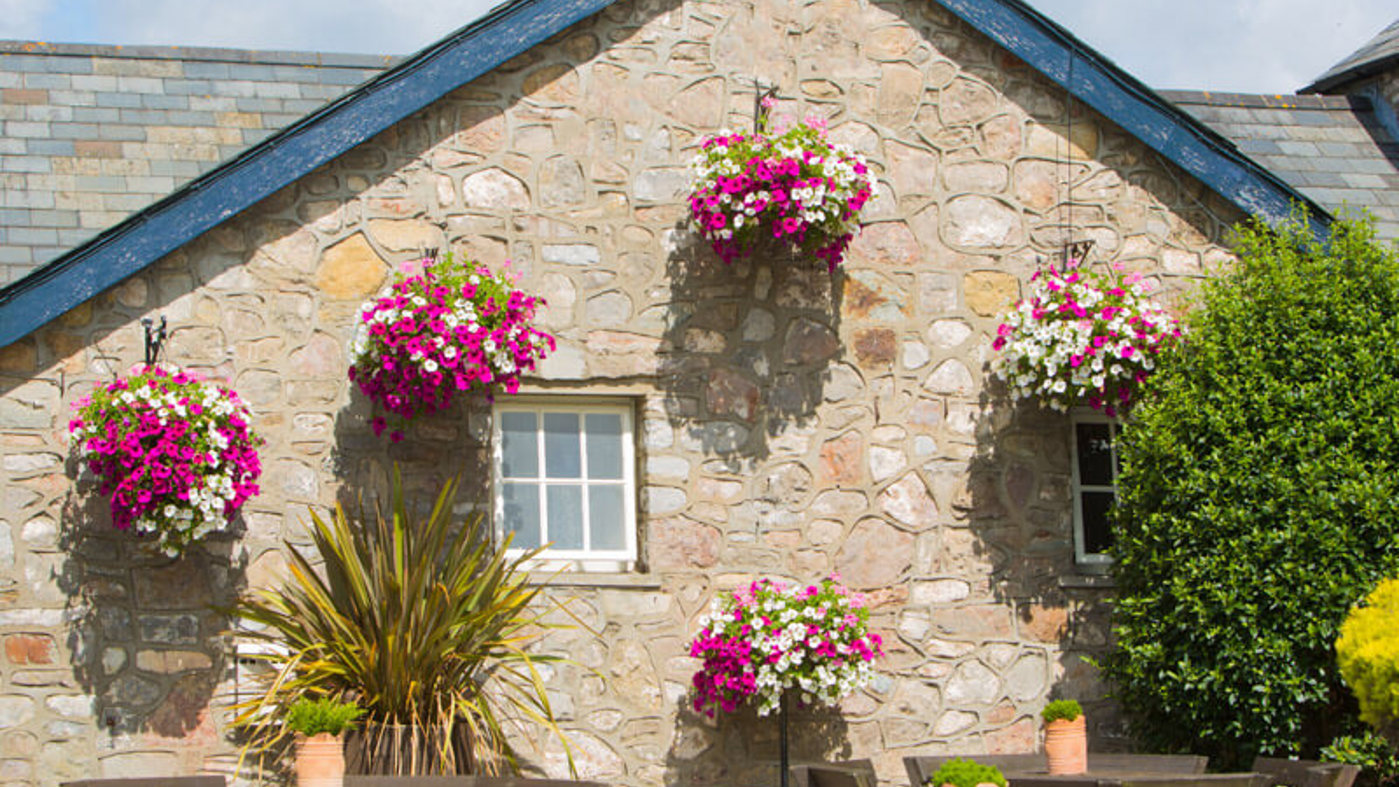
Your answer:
[1058,574,1117,590]
[525,571,662,589]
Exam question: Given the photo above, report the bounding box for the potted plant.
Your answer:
[688,110,876,271]
[991,259,1181,416]
[349,254,554,442]
[286,697,363,787]
[230,470,574,776]
[68,363,263,557]
[1042,699,1088,775]
[689,576,884,787]
[926,758,1008,787]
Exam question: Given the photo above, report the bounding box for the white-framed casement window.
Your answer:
[1070,414,1119,570]
[492,398,637,571]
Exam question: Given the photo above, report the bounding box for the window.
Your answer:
[1070,415,1119,569]
[492,399,637,570]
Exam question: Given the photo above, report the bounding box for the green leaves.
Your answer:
[1106,214,1399,766]
[230,470,575,775]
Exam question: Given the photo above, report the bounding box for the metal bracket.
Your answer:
[752,78,779,133]
[141,315,167,366]
[1063,238,1095,265]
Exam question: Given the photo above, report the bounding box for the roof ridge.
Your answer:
[1158,90,1370,111]
[0,39,400,69]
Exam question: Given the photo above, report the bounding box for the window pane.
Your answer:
[1076,422,1115,486]
[589,485,625,551]
[585,413,624,480]
[547,485,584,550]
[500,412,538,478]
[1081,491,1115,555]
[544,412,582,478]
[502,483,540,549]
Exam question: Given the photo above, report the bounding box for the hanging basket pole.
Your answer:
[779,691,790,787]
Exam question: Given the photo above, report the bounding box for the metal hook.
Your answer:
[141,316,167,367]
[1063,238,1095,266]
[753,77,779,133]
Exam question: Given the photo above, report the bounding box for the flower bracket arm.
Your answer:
[142,315,167,366]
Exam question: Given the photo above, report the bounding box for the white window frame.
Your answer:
[491,397,638,572]
[1070,412,1119,570]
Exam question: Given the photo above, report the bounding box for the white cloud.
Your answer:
[0,0,55,40]
[5,0,499,55]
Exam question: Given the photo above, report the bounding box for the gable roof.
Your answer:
[1165,90,1399,241]
[0,40,396,287]
[1303,19,1399,94]
[0,0,615,348]
[0,0,1330,347]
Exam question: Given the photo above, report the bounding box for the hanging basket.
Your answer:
[991,260,1182,416]
[688,120,876,271]
[348,254,555,441]
[68,364,263,557]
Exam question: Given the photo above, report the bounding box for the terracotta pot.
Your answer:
[1044,715,1088,775]
[296,732,346,787]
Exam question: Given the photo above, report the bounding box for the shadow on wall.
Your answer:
[57,479,246,757]
[660,231,848,469]
[665,692,853,787]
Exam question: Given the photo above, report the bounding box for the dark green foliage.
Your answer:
[285,697,363,737]
[1105,214,1399,767]
[927,759,1007,787]
[1323,731,1399,787]
[1043,699,1084,723]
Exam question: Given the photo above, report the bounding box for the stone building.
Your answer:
[0,1,1395,786]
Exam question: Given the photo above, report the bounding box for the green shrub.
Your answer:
[1322,730,1399,787]
[927,759,1007,787]
[285,697,363,737]
[1042,699,1083,723]
[1105,214,1399,767]
[231,470,575,775]
[1338,579,1399,733]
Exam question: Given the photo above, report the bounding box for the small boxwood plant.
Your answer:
[285,697,363,737]
[1043,699,1084,723]
[928,758,1008,787]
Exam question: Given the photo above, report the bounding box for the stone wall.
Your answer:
[0,0,1243,784]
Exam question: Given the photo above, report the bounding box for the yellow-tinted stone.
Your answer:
[57,301,92,327]
[367,219,444,254]
[523,63,580,103]
[0,339,37,373]
[964,270,1020,316]
[1026,121,1099,160]
[316,233,386,300]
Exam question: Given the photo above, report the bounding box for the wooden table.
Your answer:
[1005,770,1272,787]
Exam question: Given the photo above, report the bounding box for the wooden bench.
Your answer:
[1250,758,1360,787]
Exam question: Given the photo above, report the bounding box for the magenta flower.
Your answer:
[991,260,1182,414]
[688,121,876,271]
[69,364,263,557]
[688,575,884,718]
[349,254,554,438]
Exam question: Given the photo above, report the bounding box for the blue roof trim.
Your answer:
[0,0,616,347]
[933,0,1331,235]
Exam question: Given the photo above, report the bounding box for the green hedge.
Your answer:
[1105,214,1399,766]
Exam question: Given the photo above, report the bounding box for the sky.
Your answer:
[0,0,1394,94]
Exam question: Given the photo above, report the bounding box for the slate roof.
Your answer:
[1304,19,1399,94]
[1163,90,1399,241]
[0,41,395,284]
